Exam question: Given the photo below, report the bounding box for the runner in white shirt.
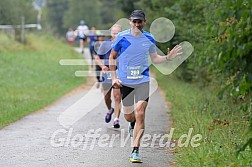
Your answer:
[75,20,89,54]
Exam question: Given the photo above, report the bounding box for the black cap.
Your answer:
[130,10,145,20]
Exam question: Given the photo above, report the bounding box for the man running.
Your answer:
[109,10,182,163]
[95,24,122,128]
[75,20,89,54]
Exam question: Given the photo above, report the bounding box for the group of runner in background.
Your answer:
[65,20,121,129]
[65,20,105,85]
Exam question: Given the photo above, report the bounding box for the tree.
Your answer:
[46,0,68,35]
[0,0,37,25]
[63,0,102,31]
[99,0,124,28]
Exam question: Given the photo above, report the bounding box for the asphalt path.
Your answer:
[0,48,174,167]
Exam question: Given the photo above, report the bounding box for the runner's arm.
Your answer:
[95,41,108,72]
[109,49,118,80]
[109,49,121,88]
[150,45,183,64]
[95,55,108,72]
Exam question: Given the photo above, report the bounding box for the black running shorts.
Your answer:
[120,82,149,106]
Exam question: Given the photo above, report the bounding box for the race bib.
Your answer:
[127,66,143,79]
[106,71,119,80]
[106,71,112,80]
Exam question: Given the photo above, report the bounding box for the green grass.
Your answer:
[0,33,87,128]
[153,68,252,166]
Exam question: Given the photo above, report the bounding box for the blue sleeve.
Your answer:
[112,35,122,53]
[97,41,106,57]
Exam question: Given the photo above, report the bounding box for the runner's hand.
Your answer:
[102,66,109,73]
[112,79,122,88]
[166,45,183,60]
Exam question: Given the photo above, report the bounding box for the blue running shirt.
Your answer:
[112,29,156,85]
[97,39,119,83]
[97,39,112,67]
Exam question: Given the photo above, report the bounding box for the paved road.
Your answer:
[0,48,173,167]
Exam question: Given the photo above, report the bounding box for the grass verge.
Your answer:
[0,33,87,128]
[153,68,251,166]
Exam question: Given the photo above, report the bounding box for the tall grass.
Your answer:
[0,33,87,128]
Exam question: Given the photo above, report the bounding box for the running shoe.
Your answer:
[130,151,142,163]
[113,119,120,128]
[105,108,114,123]
[128,121,135,137]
